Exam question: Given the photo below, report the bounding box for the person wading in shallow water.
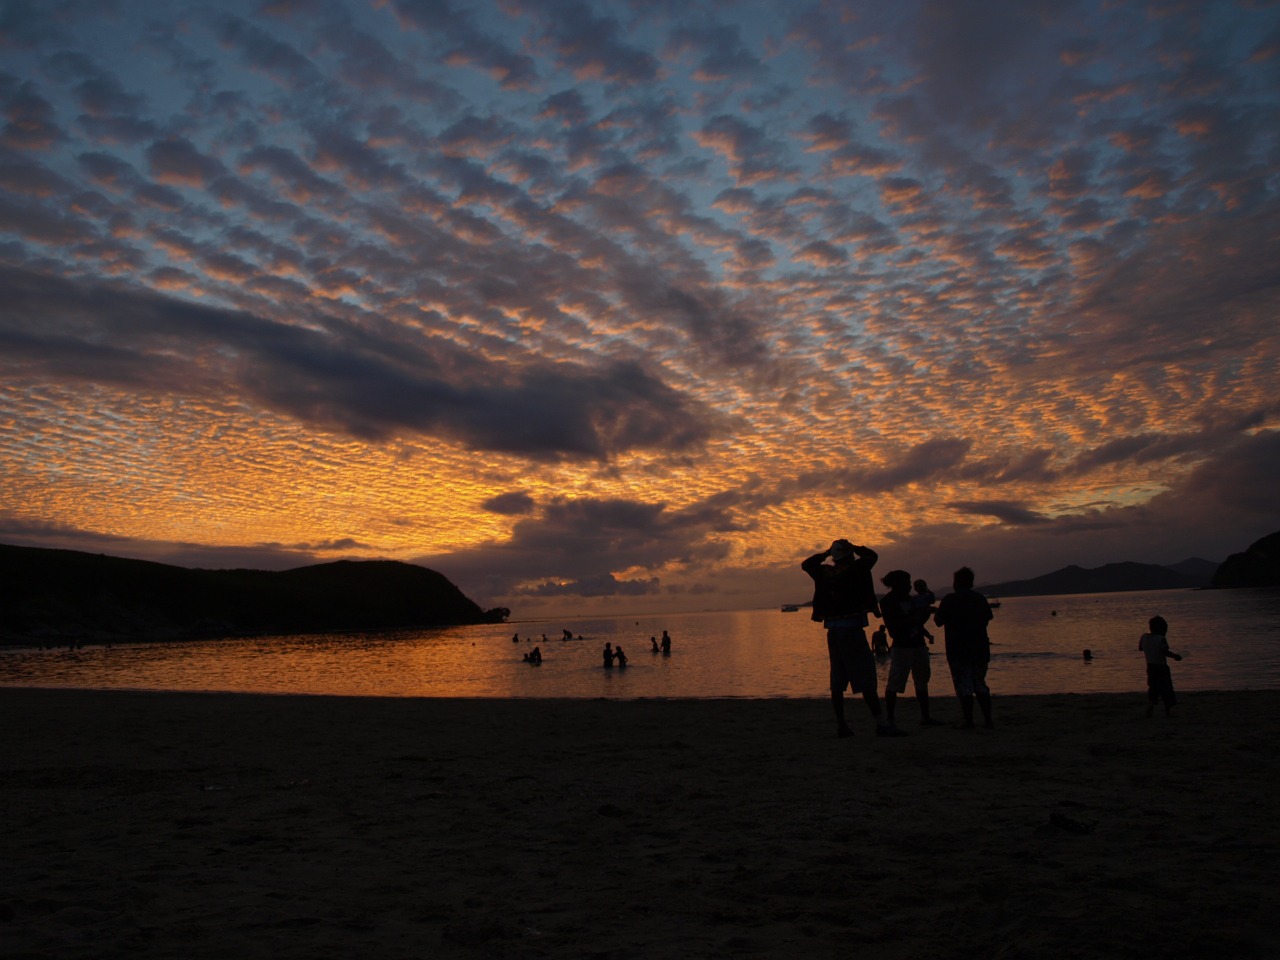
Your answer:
[802,539,903,739]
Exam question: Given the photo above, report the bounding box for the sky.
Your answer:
[2,0,1279,619]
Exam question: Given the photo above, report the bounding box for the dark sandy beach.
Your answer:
[3,688,1278,959]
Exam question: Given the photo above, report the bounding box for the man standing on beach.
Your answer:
[933,566,994,729]
[802,540,901,738]
[879,569,945,730]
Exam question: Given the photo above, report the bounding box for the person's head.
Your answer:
[913,578,929,593]
[881,569,911,591]
[1149,615,1168,635]
[829,539,854,562]
[953,566,975,590]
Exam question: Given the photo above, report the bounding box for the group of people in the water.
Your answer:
[514,628,673,668]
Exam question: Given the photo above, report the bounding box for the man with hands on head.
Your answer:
[802,539,904,739]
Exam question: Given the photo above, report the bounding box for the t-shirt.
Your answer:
[934,588,993,657]
[880,587,925,648]
[802,548,880,623]
[1139,632,1170,665]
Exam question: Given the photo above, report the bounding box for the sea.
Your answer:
[1,588,1277,699]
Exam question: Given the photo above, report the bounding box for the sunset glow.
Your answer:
[3,1,1278,616]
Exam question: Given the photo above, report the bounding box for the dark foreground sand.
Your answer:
[2,688,1278,959]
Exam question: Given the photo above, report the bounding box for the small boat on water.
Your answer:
[988,597,1002,609]
[780,604,800,613]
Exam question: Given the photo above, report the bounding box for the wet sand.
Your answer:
[2,688,1277,959]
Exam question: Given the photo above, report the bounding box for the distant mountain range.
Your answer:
[978,530,1280,598]
[0,543,507,646]
[977,559,1217,598]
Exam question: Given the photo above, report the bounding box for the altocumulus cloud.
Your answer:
[0,264,715,460]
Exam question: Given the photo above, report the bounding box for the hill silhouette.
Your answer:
[1211,530,1280,588]
[977,560,1214,598]
[0,544,506,645]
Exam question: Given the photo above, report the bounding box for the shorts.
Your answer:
[826,621,876,695]
[947,649,990,698]
[887,644,931,694]
[1146,663,1176,706]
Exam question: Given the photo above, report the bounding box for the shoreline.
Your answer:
[4,688,1278,958]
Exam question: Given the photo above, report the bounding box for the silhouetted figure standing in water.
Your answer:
[1139,615,1182,717]
[802,539,900,738]
[934,566,994,729]
[614,645,628,668]
[660,630,672,655]
[650,636,660,653]
[602,642,615,669]
[880,569,944,729]
[870,624,889,657]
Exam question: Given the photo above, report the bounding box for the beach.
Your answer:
[3,688,1277,959]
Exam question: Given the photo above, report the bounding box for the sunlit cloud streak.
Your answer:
[1,0,1278,616]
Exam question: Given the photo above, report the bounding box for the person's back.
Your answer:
[934,566,994,728]
[1139,631,1170,664]
[802,543,880,622]
[881,585,922,647]
[934,587,992,655]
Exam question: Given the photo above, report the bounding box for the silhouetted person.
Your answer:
[934,566,994,729]
[530,646,542,664]
[1082,649,1093,661]
[802,539,900,738]
[650,636,660,653]
[602,642,615,669]
[870,625,889,657]
[512,633,520,643]
[880,569,944,729]
[660,630,672,654]
[1139,615,1182,717]
[615,645,628,668]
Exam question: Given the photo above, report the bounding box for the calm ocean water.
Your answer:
[2,588,1278,698]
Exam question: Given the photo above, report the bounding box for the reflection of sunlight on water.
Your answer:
[2,588,1277,698]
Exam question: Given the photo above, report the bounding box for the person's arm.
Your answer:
[933,596,948,627]
[801,551,829,577]
[853,544,878,565]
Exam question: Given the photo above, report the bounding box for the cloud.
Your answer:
[529,0,659,85]
[146,138,228,188]
[0,76,63,150]
[666,20,764,83]
[856,438,972,493]
[694,114,795,185]
[947,500,1053,526]
[422,493,740,602]
[383,0,538,89]
[0,263,716,461]
[482,491,536,515]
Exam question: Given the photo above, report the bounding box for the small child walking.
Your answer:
[1139,615,1182,717]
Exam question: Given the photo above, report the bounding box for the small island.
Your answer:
[0,543,508,646]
